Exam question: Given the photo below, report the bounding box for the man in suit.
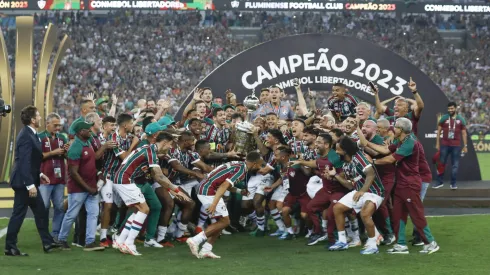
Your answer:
[4,105,60,256]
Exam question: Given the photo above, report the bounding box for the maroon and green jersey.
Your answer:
[316,149,348,193]
[67,137,97,193]
[113,143,160,185]
[39,130,69,185]
[327,93,359,121]
[103,131,134,180]
[168,147,201,183]
[389,135,422,190]
[385,108,420,136]
[198,162,247,196]
[438,114,466,147]
[342,152,384,197]
[284,158,310,196]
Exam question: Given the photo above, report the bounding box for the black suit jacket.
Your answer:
[10,126,43,190]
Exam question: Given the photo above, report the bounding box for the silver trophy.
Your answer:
[234,88,260,156]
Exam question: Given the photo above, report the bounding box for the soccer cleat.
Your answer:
[221,229,232,235]
[361,246,379,255]
[307,234,322,246]
[278,232,293,240]
[251,229,265,237]
[328,241,349,251]
[381,234,396,246]
[387,244,409,254]
[158,240,175,248]
[118,243,129,254]
[376,235,384,246]
[99,239,111,248]
[112,237,121,250]
[123,244,142,256]
[293,226,300,235]
[175,237,188,243]
[144,239,164,248]
[269,230,284,237]
[195,226,203,234]
[450,184,458,190]
[199,250,221,259]
[317,233,329,242]
[432,183,444,189]
[186,238,201,258]
[348,239,362,247]
[420,241,440,254]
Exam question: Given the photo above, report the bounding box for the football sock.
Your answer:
[117,213,135,243]
[271,209,285,231]
[125,212,147,245]
[156,226,168,242]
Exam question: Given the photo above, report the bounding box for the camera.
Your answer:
[0,98,12,117]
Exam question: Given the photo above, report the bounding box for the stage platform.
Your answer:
[0,181,488,217]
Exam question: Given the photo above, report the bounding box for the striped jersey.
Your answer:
[168,147,201,182]
[327,93,359,121]
[198,162,247,196]
[113,143,160,185]
[103,131,134,180]
[342,152,384,197]
[288,137,317,161]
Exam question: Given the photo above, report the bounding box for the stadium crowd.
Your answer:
[2,10,488,132]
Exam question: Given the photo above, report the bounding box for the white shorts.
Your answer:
[255,174,275,196]
[151,178,181,191]
[242,174,262,201]
[180,179,200,196]
[307,176,323,199]
[100,178,114,203]
[271,184,288,202]
[197,195,229,218]
[113,184,146,206]
[338,190,383,214]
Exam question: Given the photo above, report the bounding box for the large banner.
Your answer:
[176,34,481,181]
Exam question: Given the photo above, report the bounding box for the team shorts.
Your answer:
[180,179,200,196]
[242,174,262,201]
[255,174,275,196]
[100,178,114,203]
[197,195,229,218]
[283,193,311,213]
[271,184,288,202]
[306,176,323,199]
[338,190,384,214]
[113,183,146,206]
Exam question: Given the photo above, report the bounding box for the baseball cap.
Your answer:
[158,115,176,126]
[145,122,167,135]
[72,121,94,133]
[95,97,109,106]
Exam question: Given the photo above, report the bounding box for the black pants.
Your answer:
[5,187,54,250]
[73,207,87,245]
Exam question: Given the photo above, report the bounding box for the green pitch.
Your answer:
[477,153,490,180]
[0,215,489,274]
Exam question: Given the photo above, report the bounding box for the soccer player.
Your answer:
[327,136,384,255]
[434,101,468,189]
[187,152,263,259]
[112,130,190,256]
[273,147,312,240]
[292,134,350,246]
[361,117,439,254]
[327,82,359,122]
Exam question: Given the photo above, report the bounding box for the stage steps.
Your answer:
[424,181,490,208]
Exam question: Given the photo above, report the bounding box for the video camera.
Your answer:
[0,98,12,117]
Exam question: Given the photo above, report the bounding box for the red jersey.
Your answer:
[316,150,348,194]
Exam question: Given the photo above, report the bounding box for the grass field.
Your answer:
[0,215,489,275]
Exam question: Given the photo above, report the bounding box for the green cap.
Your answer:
[145,122,166,135]
[158,115,176,126]
[72,120,94,133]
[222,104,235,111]
[95,97,109,106]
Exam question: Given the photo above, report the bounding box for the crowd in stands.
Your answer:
[2,9,489,133]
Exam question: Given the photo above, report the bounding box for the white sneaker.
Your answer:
[123,243,142,256]
[420,241,440,254]
[199,250,221,259]
[144,239,163,248]
[221,229,232,235]
[186,238,201,259]
[348,239,362,247]
[387,244,409,254]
